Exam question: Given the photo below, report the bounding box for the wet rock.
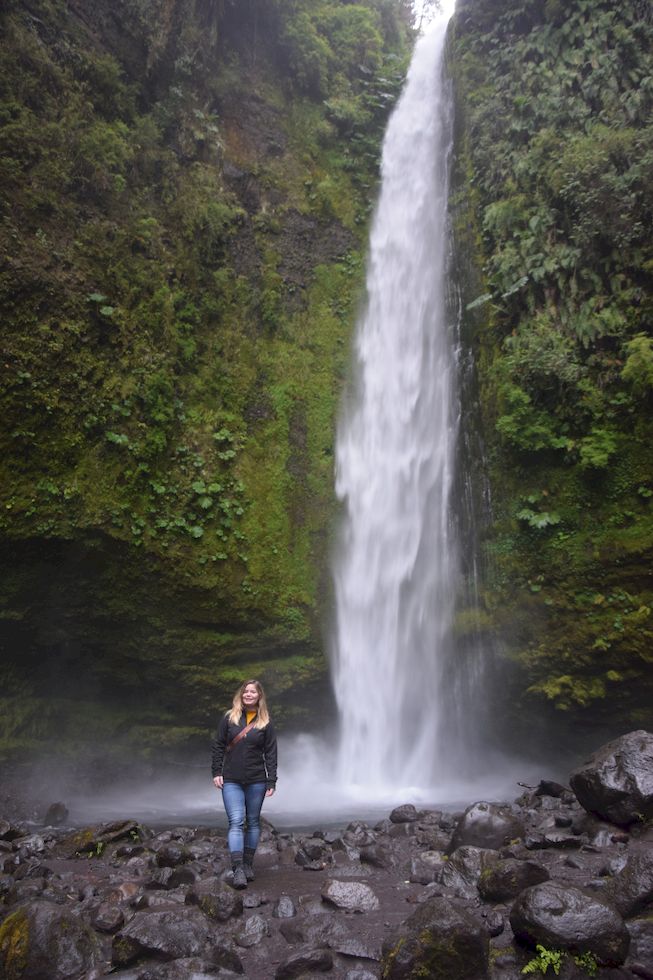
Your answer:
[131,958,238,978]
[185,876,243,921]
[343,822,377,848]
[112,906,224,966]
[536,780,570,798]
[235,913,269,948]
[0,900,103,979]
[389,804,419,824]
[359,842,395,869]
[440,845,498,899]
[381,895,489,979]
[93,901,125,933]
[510,881,630,963]
[242,890,267,908]
[68,818,143,856]
[321,878,380,912]
[450,802,525,851]
[478,858,550,902]
[414,824,451,850]
[483,908,505,937]
[273,894,297,918]
[605,847,653,917]
[275,946,334,979]
[570,730,653,826]
[628,917,653,976]
[6,876,48,904]
[409,850,446,885]
[43,802,69,826]
[156,842,191,867]
[330,934,381,961]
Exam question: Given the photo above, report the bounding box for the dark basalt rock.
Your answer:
[0,900,103,980]
[272,894,297,918]
[389,804,419,824]
[570,730,653,826]
[112,906,226,966]
[321,878,380,912]
[185,876,243,921]
[605,847,653,917]
[43,802,69,826]
[627,917,653,977]
[440,845,498,899]
[478,858,550,902]
[409,850,446,884]
[381,895,489,979]
[235,912,269,948]
[274,946,334,979]
[450,801,525,852]
[509,881,630,964]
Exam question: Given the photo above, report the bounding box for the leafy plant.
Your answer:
[522,945,564,975]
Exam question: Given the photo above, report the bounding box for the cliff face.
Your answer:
[0,0,411,762]
[451,0,653,741]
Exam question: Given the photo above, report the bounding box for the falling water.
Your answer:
[331,17,460,796]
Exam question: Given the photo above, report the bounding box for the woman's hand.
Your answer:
[213,776,224,789]
[265,787,275,797]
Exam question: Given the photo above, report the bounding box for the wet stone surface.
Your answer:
[0,731,652,979]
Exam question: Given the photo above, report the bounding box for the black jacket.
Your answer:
[211,712,277,788]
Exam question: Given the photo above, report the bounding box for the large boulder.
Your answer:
[450,802,525,851]
[112,907,225,967]
[440,845,498,899]
[605,847,653,917]
[510,881,630,964]
[0,901,103,979]
[569,730,653,826]
[478,858,550,902]
[381,895,489,979]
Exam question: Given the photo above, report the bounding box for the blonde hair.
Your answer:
[227,679,270,728]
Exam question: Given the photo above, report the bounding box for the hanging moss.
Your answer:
[451,0,653,735]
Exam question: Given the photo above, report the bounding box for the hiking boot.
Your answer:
[232,864,247,889]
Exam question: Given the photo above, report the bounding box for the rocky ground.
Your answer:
[0,730,652,980]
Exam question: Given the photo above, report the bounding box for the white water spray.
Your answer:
[331,17,459,797]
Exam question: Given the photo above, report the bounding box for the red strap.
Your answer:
[226,720,257,753]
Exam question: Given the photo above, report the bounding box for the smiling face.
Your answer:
[241,683,260,710]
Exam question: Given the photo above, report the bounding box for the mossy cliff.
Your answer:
[0,0,412,760]
[451,0,653,741]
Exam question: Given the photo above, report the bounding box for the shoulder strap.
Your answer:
[226,720,257,752]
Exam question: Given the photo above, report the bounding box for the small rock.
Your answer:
[273,894,297,918]
[235,913,269,948]
[93,902,125,933]
[321,878,380,913]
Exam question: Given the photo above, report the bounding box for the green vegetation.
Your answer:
[452,0,653,731]
[0,0,412,759]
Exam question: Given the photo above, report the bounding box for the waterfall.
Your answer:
[330,17,459,796]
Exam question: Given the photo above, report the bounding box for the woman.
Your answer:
[212,679,277,889]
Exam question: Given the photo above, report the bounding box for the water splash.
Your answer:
[330,17,460,796]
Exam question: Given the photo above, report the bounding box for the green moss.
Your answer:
[0,908,30,980]
[452,0,653,731]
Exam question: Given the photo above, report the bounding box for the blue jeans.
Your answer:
[221,781,267,854]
